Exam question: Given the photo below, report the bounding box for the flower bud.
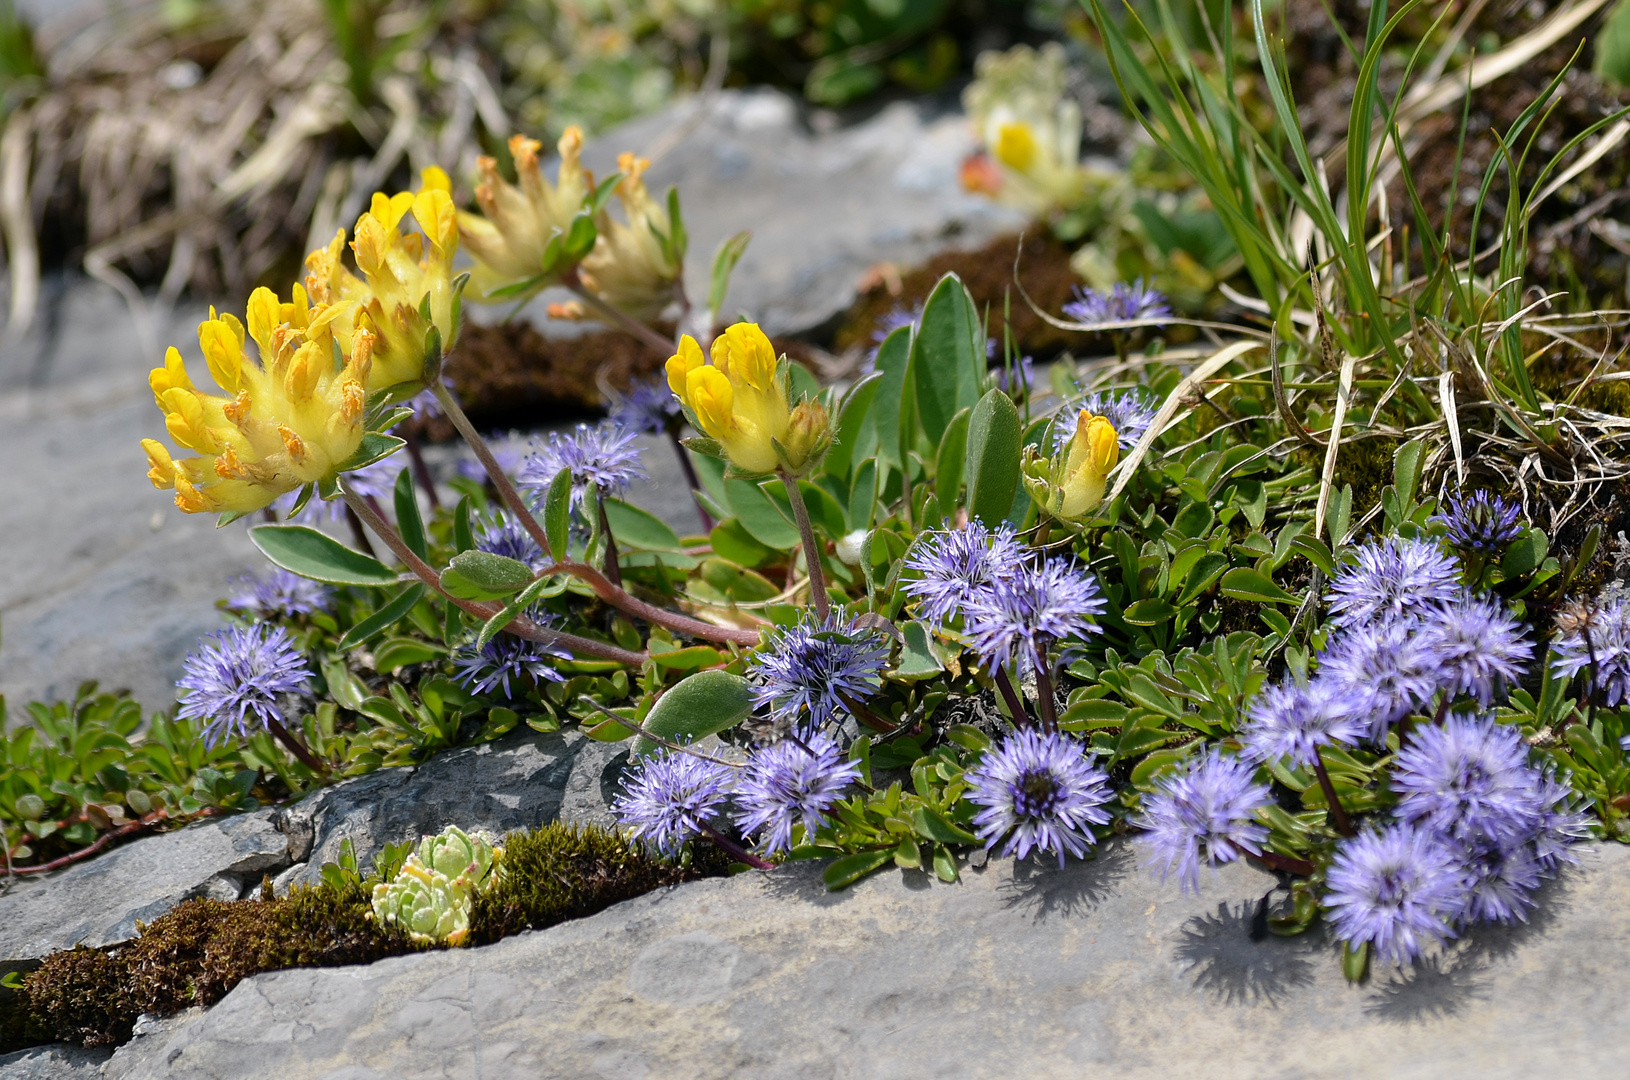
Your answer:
[780,398,831,475]
[1022,410,1120,527]
[667,324,792,475]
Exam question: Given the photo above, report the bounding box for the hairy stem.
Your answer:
[698,820,775,870]
[667,427,715,531]
[432,381,554,561]
[342,486,645,665]
[1311,749,1354,837]
[266,715,330,775]
[780,470,830,622]
[566,279,675,354]
[546,559,763,646]
[994,667,1033,729]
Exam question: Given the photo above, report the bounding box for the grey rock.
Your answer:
[101,1010,205,1080]
[103,841,1630,1079]
[0,1043,110,1079]
[0,809,292,962]
[273,726,609,890]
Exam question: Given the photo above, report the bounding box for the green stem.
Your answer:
[780,469,830,622]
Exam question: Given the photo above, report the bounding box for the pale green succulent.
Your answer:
[371,858,472,946]
[416,825,504,895]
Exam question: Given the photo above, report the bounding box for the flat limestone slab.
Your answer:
[104,841,1630,1079]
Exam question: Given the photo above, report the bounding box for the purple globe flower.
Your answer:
[1418,593,1532,705]
[1324,824,1466,964]
[1435,490,1524,554]
[177,624,313,748]
[902,521,1027,629]
[1529,768,1592,871]
[1240,678,1363,768]
[965,729,1113,865]
[517,420,647,512]
[1061,280,1172,325]
[1455,840,1542,925]
[451,631,567,699]
[1391,713,1547,848]
[1054,389,1158,451]
[734,734,860,855]
[1551,599,1630,706]
[747,614,890,736]
[1325,537,1462,628]
[1318,619,1443,740]
[1135,750,1272,894]
[611,748,736,858]
[963,554,1107,679]
[610,374,681,435]
[227,568,333,619]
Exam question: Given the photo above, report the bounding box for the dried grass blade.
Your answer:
[0,109,38,338]
[1440,369,1464,485]
[1315,349,1359,542]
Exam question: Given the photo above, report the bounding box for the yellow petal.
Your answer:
[160,388,222,455]
[420,165,452,194]
[995,122,1038,173]
[685,365,734,439]
[721,323,777,392]
[666,335,704,397]
[150,347,194,405]
[198,318,244,395]
[413,188,458,257]
[141,439,177,489]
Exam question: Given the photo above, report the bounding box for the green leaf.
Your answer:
[911,274,985,445]
[823,848,894,889]
[453,495,475,553]
[631,670,756,757]
[440,550,533,601]
[825,372,881,479]
[250,525,398,586]
[544,468,573,562]
[393,469,427,561]
[667,187,688,263]
[724,478,799,550]
[964,388,1021,525]
[586,171,624,215]
[1219,567,1296,604]
[910,806,977,845]
[648,644,725,671]
[709,518,777,567]
[1595,0,1630,85]
[1342,941,1371,984]
[1392,439,1426,509]
[338,584,426,650]
[1122,598,1179,627]
[373,636,447,674]
[603,498,684,553]
[562,210,598,261]
[805,56,885,105]
[1501,527,1549,579]
[484,272,547,301]
[874,326,914,471]
[935,406,971,510]
[708,231,751,315]
[340,432,405,473]
[893,621,942,680]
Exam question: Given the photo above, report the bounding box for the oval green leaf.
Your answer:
[1219,566,1296,604]
[631,669,756,757]
[964,388,1021,525]
[250,525,397,586]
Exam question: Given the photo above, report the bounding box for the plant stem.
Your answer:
[345,504,377,559]
[596,499,623,587]
[994,667,1033,728]
[7,807,222,876]
[667,426,715,531]
[780,469,830,622]
[432,381,554,561]
[342,485,646,665]
[1252,850,1315,876]
[265,716,329,775]
[565,279,675,354]
[403,428,441,510]
[698,820,774,870]
[1310,748,1354,837]
[1032,654,1059,733]
[837,689,897,734]
[547,559,763,645]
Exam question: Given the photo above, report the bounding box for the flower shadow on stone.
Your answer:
[1172,900,1317,1008]
[997,838,1132,923]
[1362,867,1573,1024]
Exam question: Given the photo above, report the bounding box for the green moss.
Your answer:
[17,947,132,1048]
[471,821,729,944]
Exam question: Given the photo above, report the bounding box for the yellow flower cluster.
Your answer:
[665,323,828,476]
[1022,410,1120,527]
[142,288,375,515]
[961,43,1098,216]
[578,152,681,321]
[457,131,590,298]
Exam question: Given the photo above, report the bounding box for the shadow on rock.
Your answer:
[1363,865,1574,1024]
[999,840,1132,923]
[1173,899,1317,1007]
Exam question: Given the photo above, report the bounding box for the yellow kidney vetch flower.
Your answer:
[578,153,681,322]
[665,323,829,476]
[304,184,460,399]
[457,129,591,298]
[141,287,374,516]
[1021,410,1120,527]
[962,43,1098,216]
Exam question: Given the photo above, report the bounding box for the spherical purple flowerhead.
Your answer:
[1456,840,1543,925]
[734,734,861,855]
[1324,824,1466,964]
[451,619,568,699]
[612,748,736,858]
[964,554,1107,679]
[1551,599,1630,706]
[1392,713,1548,848]
[747,614,890,736]
[1061,280,1172,325]
[177,624,313,748]
[1134,750,1272,893]
[475,514,548,572]
[1435,490,1524,554]
[1318,619,1443,740]
[1326,537,1462,628]
[1055,389,1157,451]
[860,303,923,372]
[901,521,1026,628]
[227,568,333,619]
[1418,594,1532,705]
[965,729,1113,866]
[517,420,647,511]
[1528,768,1592,871]
[610,374,681,435]
[1240,678,1363,768]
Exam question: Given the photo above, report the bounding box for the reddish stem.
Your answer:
[1251,850,1316,876]
[266,716,330,775]
[698,821,774,870]
[8,807,221,876]
[1311,750,1354,837]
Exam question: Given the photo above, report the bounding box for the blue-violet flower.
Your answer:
[966,729,1113,865]
[177,624,313,748]
[734,734,860,855]
[1135,750,1272,893]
